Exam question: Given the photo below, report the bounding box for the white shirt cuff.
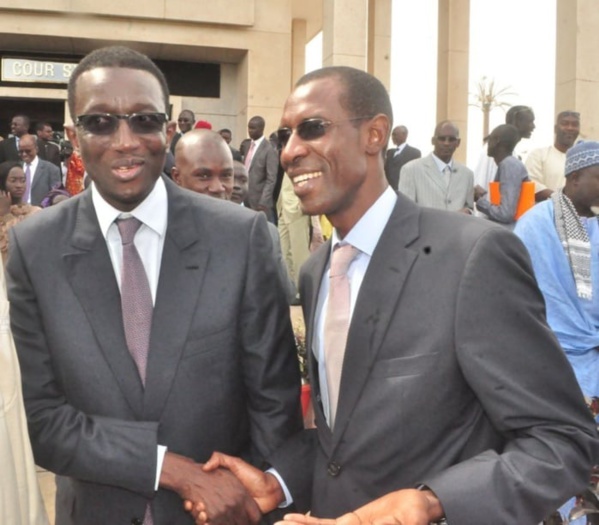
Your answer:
[266,468,294,508]
[155,445,167,491]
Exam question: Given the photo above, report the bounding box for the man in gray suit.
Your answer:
[17,134,62,206]
[384,125,421,190]
[192,66,597,525]
[244,116,279,222]
[7,46,302,525]
[398,121,474,213]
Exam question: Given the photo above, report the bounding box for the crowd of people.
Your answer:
[0,45,598,525]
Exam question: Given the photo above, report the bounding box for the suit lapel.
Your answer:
[423,155,447,194]
[142,182,210,421]
[331,195,421,447]
[63,192,146,415]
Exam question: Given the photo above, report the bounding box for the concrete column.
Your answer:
[291,18,307,86]
[322,0,368,69]
[436,0,470,163]
[367,0,392,91]
[556,0,599,140]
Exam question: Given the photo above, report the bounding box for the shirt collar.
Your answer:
[27,155,39,171]
[92,177,168,239]
[431,153,453,173]
[252,135,265,147]
[331,186,397,257]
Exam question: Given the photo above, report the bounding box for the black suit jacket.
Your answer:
[0,136,20,163]
[270,194,597,523]
[384,144,421,190]
[36,138,61,168]
[8,178,303,524]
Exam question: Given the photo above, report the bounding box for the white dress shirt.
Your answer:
[91,177,168,489]
[314,186,398,424]
[25,156,40,204]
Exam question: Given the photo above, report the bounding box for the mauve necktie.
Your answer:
[117,217,154,524]
[324,243,359,429]
[244,140,255,169]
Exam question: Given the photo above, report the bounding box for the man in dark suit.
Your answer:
[35,121,61,168]
[17,134,62,206]
[169,109,195,154]
[193,66,598,525]
[384,124,420,190]
[244,116,279,222]
[7,46,302,525]
[0,114,30,163]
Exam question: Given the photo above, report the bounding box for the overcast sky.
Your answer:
[307,0,557,168]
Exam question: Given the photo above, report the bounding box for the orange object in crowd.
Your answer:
[489,181,535,220]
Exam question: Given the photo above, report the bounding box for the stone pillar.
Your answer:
[556,0,599,140]
[367,0,392,91]
[322,0,368,69]
[291,18,307,86]
[436,0,470,163]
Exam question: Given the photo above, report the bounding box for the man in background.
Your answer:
[170,109,195,154]
[398,120,473,213]
[0,114,30,163]
[526,110,580,202]
[384,125,420,190]
[17,134,62,206]
[35,121,61,168]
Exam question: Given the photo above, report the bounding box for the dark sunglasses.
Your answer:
[277,117,371,147]
[75,112,169,135]
[435,135,459,143]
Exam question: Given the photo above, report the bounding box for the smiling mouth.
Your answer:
[292,171,322,187]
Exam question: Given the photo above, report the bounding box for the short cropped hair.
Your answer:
[295,66,393,135]
[67,46,170,119]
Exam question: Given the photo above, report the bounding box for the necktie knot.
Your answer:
[330,244,359,277]
[117,217,143,245]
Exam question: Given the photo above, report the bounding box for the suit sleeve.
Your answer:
[258,146,280,209]
[397,162,417,201]
[6,229,159,498]
[421,227,598,524]
[240,213,303,463]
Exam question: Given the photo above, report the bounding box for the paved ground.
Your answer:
[37,306,306,523]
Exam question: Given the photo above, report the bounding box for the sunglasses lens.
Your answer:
[80,114,118,135]
[130,113,166,134]
[298,119,327,141]
[277,128,292,147]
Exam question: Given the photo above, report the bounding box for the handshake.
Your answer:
[162,451,443,525]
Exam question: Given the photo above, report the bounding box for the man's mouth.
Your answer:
[292,171,322,187]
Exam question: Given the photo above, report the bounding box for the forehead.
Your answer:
[558,115,580,125]
[8,166,24,176]
[281,77,347,125]
[178,111,193,120]
[435,123,458,136]
[181,140,232,169]
[73,67,165,115]
[19,138,35,148]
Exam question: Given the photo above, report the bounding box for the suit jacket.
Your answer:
[30,158,62,206]
[7,177,302,525]
[0,136,20,163]
[398,153,474,211]
[246,138,279,211]
[270,194,597,523]
[384,144,421,190]
[36,138,61,168]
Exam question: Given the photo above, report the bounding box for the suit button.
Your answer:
[327,462,341,477]
[131,519,143,525]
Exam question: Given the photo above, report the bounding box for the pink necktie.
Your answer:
[24,164,31,203]
[244,141,255,169]
[324,243,359,428]
[116,217,154,524]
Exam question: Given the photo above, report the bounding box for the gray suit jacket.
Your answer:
[398,153,474,211]
[7,178,302,524]
[30,158,62,206]
[246,139,279,211]
[270,194,597,523]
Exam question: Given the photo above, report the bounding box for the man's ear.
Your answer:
[171,166,181,185]
[365,114,390,156]
[65,124,79,152]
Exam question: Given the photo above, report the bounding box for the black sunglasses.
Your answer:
[277,117,372,147]
[75,112,169,136]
